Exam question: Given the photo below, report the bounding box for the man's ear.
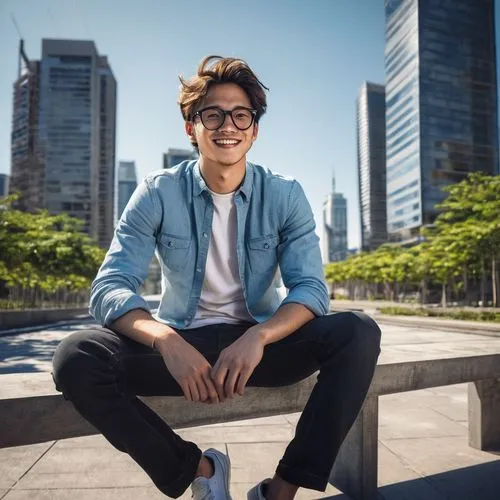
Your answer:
[252,123,259,142]
[185,121,195,142]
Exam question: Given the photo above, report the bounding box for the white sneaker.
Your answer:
[247,478,271,499]
[191,448,232,500]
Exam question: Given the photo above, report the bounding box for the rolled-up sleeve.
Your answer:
[278,180,329,316]
[89,177,160,327]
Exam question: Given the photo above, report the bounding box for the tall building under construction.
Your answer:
[10,39,117,249]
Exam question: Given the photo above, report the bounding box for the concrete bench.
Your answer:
[1,348,499,499]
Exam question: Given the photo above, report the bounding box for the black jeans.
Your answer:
[52,312,381,498]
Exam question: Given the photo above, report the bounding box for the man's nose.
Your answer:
[218,112,237,131]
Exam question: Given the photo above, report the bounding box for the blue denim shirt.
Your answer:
[90,161,329,329]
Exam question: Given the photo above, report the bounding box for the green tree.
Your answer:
[432,173,500,306]
[0,194,106,307]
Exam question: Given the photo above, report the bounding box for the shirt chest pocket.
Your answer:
[247,235,280,275]
[157,234,191,272]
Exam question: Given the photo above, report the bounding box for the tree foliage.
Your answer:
[325,173,500,306]
[0,193,106,302]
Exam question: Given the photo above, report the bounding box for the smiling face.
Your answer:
[186,83,259,169]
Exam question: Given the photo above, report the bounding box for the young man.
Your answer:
[52,56,381,500]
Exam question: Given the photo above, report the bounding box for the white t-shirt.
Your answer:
[186,189,254,329]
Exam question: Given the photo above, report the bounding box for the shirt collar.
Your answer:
[193,161,254,201]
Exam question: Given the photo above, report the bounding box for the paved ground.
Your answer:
[0,319,499,499]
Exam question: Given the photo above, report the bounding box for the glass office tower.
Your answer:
[322,176,348,263]
[385,0,498,243]
[163,148,197,169]
[357,82,387,251]
[117,161,138,221]
[11,39,117,249]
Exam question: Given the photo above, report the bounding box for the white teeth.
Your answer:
[215,139,239,145]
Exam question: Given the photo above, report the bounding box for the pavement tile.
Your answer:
[429,383,470,398]
[14,470,151,490]
[429,401,468,423]
[378,406,467,440]
[19,446,139,475]
[51,434,113,449]
[377,442,444,499]
[380,330,482,346]
[382,435,499,474]
[2,487,176,499]
[381,435,500,499]
[227,441,287,482]
[0,442,54,489]
[15,442,226,491]
[177,424,293,444]
[225,440,344,500]
[380,384,468,423]
[231,482,347,499]
[205,414,289,427]
[284,412,301,426]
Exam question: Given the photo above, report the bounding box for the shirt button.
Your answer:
[203,232,208,238]
[264,243,270,249]
[167,241,173,247]
[196,268,202,272]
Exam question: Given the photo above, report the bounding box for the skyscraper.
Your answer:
[163,148,197,169]
[117,161,138,221]
[357,82,387,252]
[0,174,9,198]
[10,39,117,249]
[385,0,498,243]
[10,41,43,209]
[322,176,348,263]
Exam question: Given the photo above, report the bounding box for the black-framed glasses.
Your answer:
[192,106,257,131]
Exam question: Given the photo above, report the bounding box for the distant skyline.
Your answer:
[1,1,499,249]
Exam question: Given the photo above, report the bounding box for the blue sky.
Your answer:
[0,0,449,249]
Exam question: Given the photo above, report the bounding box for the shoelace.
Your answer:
[191,477,215,500]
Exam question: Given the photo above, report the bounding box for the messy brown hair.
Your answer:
[178,55,268,147]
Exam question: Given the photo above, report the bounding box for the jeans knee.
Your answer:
[327,311,381,353]
[52,330,115,396]
[349,312,382,354]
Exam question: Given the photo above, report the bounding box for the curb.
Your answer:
[373,314,500,337]
[0,315,94,337]
[0,308,160,337]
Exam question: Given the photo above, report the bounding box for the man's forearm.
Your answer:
[250,303,315,346]
[111,308,178,349]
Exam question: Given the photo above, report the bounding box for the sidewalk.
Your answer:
[1,383,499,499]
[331,299,500,336]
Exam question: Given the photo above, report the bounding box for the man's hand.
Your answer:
[211,327,265,401]
[156,334,219,404]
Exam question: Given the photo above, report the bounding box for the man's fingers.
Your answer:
[224,367,240,399]
[236,368,252,396]
[202,373,220,404]
[180,381,192,402]
[188,380,200,402]
[196,375,209,403]
[212,365,228,402]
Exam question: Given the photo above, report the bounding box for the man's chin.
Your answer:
[212,152,246,168]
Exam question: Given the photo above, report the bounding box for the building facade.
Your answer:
[0,174,9,198]
[163,148,197,169]
[117,161,138,221]
[385,0,498,243]
[10,39,117,249]
[10,41,43,209]
[357,81,388,252]
[322,176,348,263]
